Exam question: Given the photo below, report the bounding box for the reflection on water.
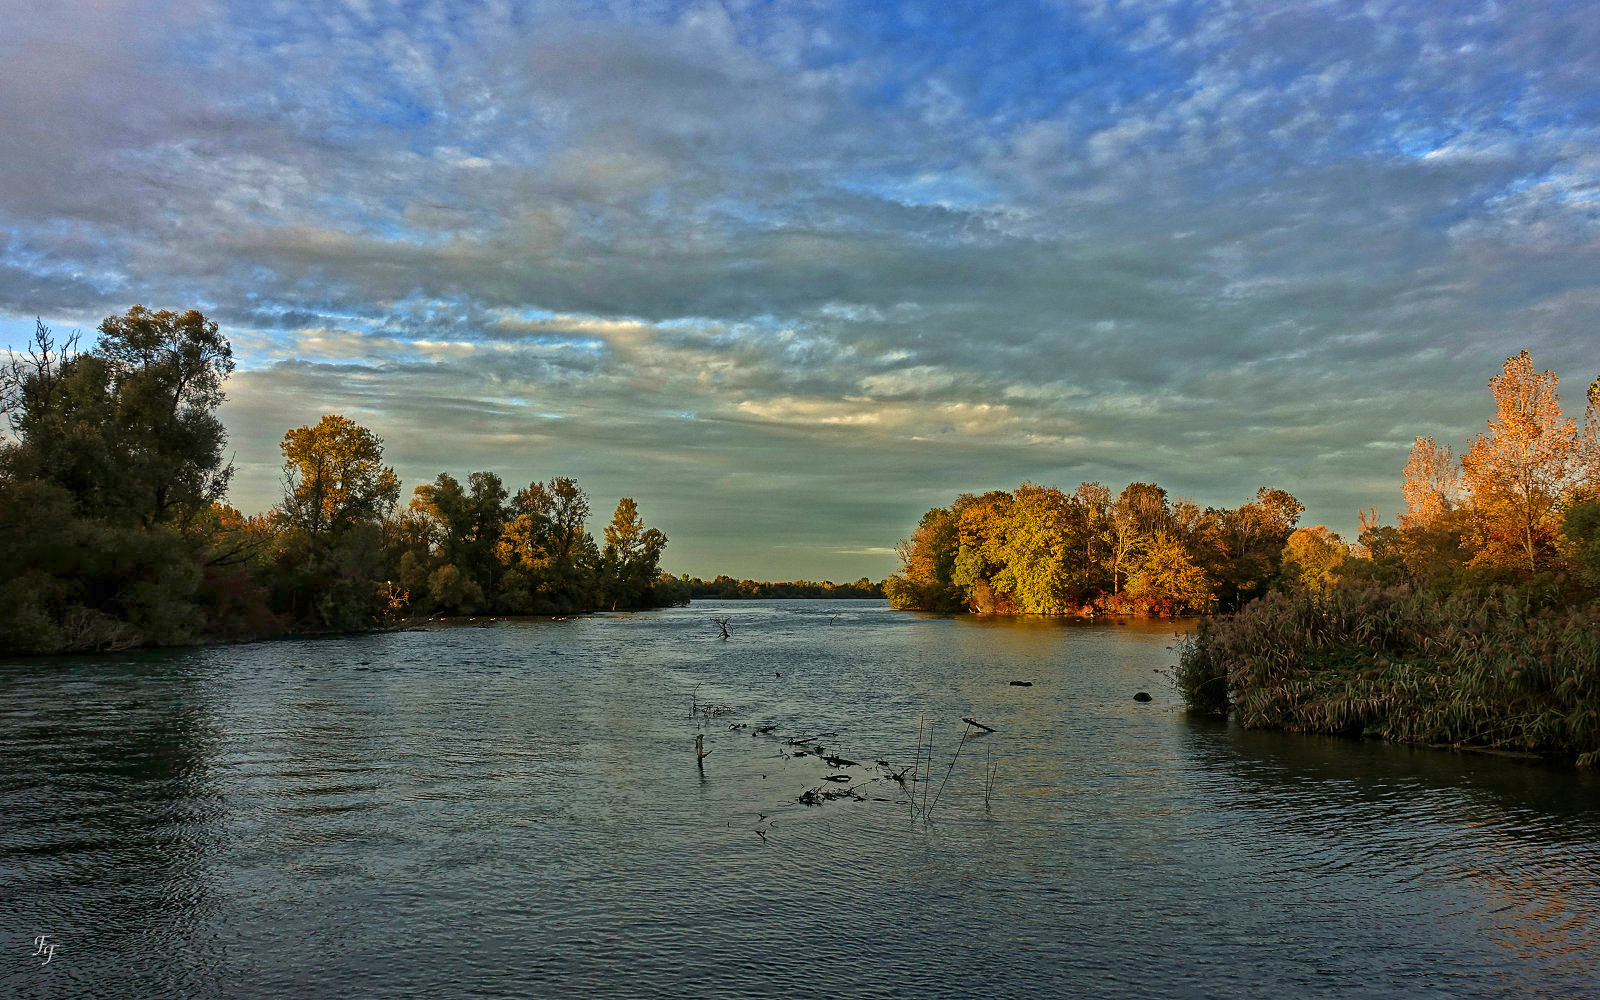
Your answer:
[3,601,1598,999]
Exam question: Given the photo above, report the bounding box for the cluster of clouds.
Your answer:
[4,0,1598,578]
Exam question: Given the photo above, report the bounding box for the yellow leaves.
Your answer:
[1459,351,1583,572]
[277,414,399,535]
[1400,436,1458,530]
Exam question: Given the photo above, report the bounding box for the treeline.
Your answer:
[885,481,1306,616]
[0,308,683,656]
[1178,351,1600,766]
[685,575,883,600]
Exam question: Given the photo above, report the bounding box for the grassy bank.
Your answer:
[1177,584,1600,767]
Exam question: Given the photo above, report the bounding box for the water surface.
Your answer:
[4,600,1599,998]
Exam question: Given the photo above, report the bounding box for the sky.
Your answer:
[3,0,1598,581]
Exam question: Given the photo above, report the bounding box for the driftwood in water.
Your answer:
[961,717,996,733]
[799,783,863,806]
[821,754,859,768]
[1009,680,1033,687]
[784,732,837,746]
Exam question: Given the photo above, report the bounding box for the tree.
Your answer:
[1210,487,1304,610]
[408,470,508,603]
[277,415,400,536]
[1280,525,1349,592]
[1400,436,1459,531]
[993,484,1074,614]
[885,503,965,611]
[4,308,234,527]
[0,309,241,652]
[1563,498,1600,587]
[1581,377,1600,499]
[1460,351,1582,573]
[495,476,596,612]
[1127,529,1212,613]
[1108,482,1168,594]
[600,497,668,609]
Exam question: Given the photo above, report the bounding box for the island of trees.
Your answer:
[683,576,883,600]
[1,307,685,656]
[884,480,1307,617]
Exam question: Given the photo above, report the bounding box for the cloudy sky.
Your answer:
[3,1,1598,580]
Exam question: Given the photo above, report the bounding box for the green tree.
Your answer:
[408,470,508,606]
[0,309,241,652]
[993,484,1075,614]
[599,497,668,609]
[1127,529,1212,613]
[495,476,596,612]
[5,308,234,528]
[1279,525,1349,592]
[1563,498,1600,587]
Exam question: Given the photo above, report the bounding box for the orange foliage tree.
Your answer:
[1399,436,1458,530]
[1459,351,1582,572]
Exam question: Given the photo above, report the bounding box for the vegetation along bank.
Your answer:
[1,307,684,656]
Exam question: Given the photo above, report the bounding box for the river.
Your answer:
[4,599,1599,998]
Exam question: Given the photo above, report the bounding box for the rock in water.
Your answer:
[1009,680,1033,687]
[1133,691,1153,702]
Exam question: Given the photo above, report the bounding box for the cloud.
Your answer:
[4,0,1599,578]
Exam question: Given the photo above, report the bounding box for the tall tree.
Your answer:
[600,497,668,609]
[4,308,234,527]
[496,476,595,611]
[1280,525,1349,592]
[1108,482,1168,594]
[1460,351,1582,572]
[993,484,1074,614]
[277,415,400,536]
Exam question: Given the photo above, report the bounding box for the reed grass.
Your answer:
[1177,583,1600,766]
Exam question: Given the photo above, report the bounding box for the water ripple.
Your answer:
[3,603,1599,999]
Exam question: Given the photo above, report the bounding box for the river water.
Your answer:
[4,599,1599,999]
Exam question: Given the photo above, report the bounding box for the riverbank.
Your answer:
[1176,583,1600,767]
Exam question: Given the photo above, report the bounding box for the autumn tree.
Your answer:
[993,483,1075,614]
[277,415,400,536]
[600,497,668,609]
[1108,482,1169,594]
[1072,481,1114,589]
[1459,351,1584,573]
[951,491,1014,611]
[1400,436,1459,530]
[269,415,400,631]
[1582,377,1600,499]
[1127,529,1212,613]
[884,503,965,611]
[1207,486,1304,609]
[1280,525,1349,592]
